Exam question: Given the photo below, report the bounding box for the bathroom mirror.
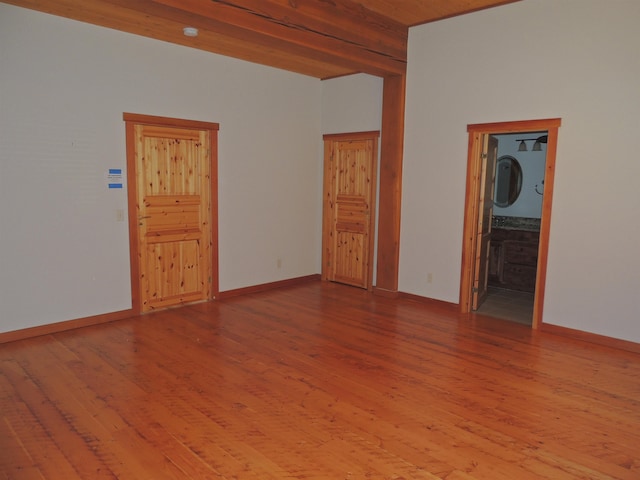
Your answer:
[494,155,522,208]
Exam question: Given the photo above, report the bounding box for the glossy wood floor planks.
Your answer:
[1,282,639,479]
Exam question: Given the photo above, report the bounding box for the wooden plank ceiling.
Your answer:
[2,0,520,78]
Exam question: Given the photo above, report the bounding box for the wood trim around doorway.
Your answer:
[375,74,406,294]
[460,118,561,329]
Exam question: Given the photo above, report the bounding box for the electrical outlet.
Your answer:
[116,209,125,222]
[277,257,282,269]
[427,273,433,284]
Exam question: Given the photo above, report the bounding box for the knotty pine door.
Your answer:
[322,132,378,290]
[472,134,497,310]
[125,114,219,313]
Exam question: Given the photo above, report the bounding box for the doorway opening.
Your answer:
[477,131,547,325]
[460,119,561,329]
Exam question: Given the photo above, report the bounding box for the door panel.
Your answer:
[133,123,211,312]
[472,135,498,310]
[322,133,378,289]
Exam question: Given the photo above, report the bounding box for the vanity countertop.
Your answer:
[492,216,540,232]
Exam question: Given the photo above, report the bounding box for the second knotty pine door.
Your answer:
[322,131,378,290]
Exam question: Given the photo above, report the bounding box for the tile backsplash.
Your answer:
[492,216,540,231]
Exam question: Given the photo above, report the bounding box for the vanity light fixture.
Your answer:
[516,135,548,152]
[534,135,548,151]
[183,26,199,37]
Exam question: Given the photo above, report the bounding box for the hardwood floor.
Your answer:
[1,282,639,479]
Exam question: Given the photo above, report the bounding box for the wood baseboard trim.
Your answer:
[218,274,321,300]
[372,287,399,299]
[0,309,135,344]
[541,323,640,355]
[4,285,637,356]
[1,276,321,344]
[399,291,640,354]
[398,291,459,312]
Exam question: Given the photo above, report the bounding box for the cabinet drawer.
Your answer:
[491,229,510,241]
[505,242,538,266]
[503,264,537,292]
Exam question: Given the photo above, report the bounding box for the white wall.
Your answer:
[321,74,383,134]
[321,74,384,282]
[400,0,640,342]
[0,4,322,333]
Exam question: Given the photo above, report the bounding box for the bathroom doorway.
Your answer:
[459,118,561,329]
[476,131,547,325]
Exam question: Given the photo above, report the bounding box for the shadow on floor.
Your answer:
[475,287,534,326]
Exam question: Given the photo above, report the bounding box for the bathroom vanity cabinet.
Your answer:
[489,227,539,292]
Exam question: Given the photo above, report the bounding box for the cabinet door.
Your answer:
[505,242,539,267]
[488,242,504,283]
[503,264,537,292]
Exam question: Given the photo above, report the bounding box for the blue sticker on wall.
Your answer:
[107,168,124,189]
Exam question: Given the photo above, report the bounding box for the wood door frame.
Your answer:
[123,113,219,314]
[460,118,561,329]
[322,131,379,291]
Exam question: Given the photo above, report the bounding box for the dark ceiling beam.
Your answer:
[9,0,354,78]
[2,0,407,78]
[145,0,408,76]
